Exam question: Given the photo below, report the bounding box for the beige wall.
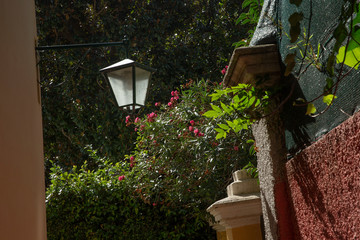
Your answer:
[0,0,47,239]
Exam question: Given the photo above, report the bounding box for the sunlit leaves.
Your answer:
[323,94,337,106]
[336,41,360,69]
[305,103,316,116]
[203,83,268,139]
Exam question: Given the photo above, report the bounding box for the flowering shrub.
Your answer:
[46,80,257,239]
[124,79,256,227]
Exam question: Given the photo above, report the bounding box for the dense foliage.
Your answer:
[35,0,249,177]
[37,0,262,238]
[46,80,256,239]
[46,156,215,240]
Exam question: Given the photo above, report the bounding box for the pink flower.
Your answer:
[190,120,195,126]
[194,129,199,136]
[134,117,140,123]
[168,102,173,107]
[147,112,157,122]
[189,126,194,132]
[171,90,179,97]
[152,203,157,207]
[118,175,125,181]
[129,156,135,167]
[221,66,228,75]
[155,102,161,107]
[134,128,138,132]
[125,115,131,123]
[198,132,204,137]
[234,146,239,151]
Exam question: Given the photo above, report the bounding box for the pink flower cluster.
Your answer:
[221,65,228,75]
[147,112,157,122]
[125,115,131,123]
[168,90,179,107]
[130,156,135,168]
[135,125,145,132]
[188,120,204,137]
[118,175,125,181]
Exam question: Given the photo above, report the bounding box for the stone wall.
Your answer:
[286,110,360,239]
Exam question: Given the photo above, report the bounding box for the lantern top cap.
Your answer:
[100,58,156,73]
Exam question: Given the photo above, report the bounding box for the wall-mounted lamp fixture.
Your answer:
[100,59,156,110]
[36,40,156,110]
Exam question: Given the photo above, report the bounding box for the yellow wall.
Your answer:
[0,0,47,239]
[217,231,227,240]
[225,224,262,240]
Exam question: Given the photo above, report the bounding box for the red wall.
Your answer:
[286,111,360,239]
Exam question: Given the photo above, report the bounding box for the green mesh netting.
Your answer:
[251,0,360,157]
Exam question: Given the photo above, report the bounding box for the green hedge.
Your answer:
[46,160,215,240]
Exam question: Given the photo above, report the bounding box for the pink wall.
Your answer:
[0,0,47,239]
[286,111,360,239]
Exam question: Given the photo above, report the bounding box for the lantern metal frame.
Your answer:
[99,59,156,110]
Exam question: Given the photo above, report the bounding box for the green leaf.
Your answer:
[215,131,226,140]
[210,92,223,101]
[305,103,316,115]
[220,101,233,114]
[324,78,334,91]
[218,123,230,131]
[232,95,240,104]
[323,94,337,106]
[214,128,225,133]
[242,0,253,9]
[226,120,236,129]
[203,110,219,118]
[336,44,360,69]
[211,104,223,114]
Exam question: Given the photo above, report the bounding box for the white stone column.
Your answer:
[207,170,262,240]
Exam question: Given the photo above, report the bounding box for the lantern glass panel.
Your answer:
[107,67,132,107]
[135,67,151,106]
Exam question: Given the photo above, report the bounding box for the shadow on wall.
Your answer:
[281,74,314,158]
[286,156,340,239]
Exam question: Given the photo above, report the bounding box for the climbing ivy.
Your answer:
[286,0,360,116]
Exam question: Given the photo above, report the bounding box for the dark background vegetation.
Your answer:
[35,0,256,239]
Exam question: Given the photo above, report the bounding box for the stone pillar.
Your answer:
[222,44,293,239]
[252,105,293,239]
[207,170,263,240]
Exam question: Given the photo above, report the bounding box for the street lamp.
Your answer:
[36,40,156,111]
[100,59,156,110]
